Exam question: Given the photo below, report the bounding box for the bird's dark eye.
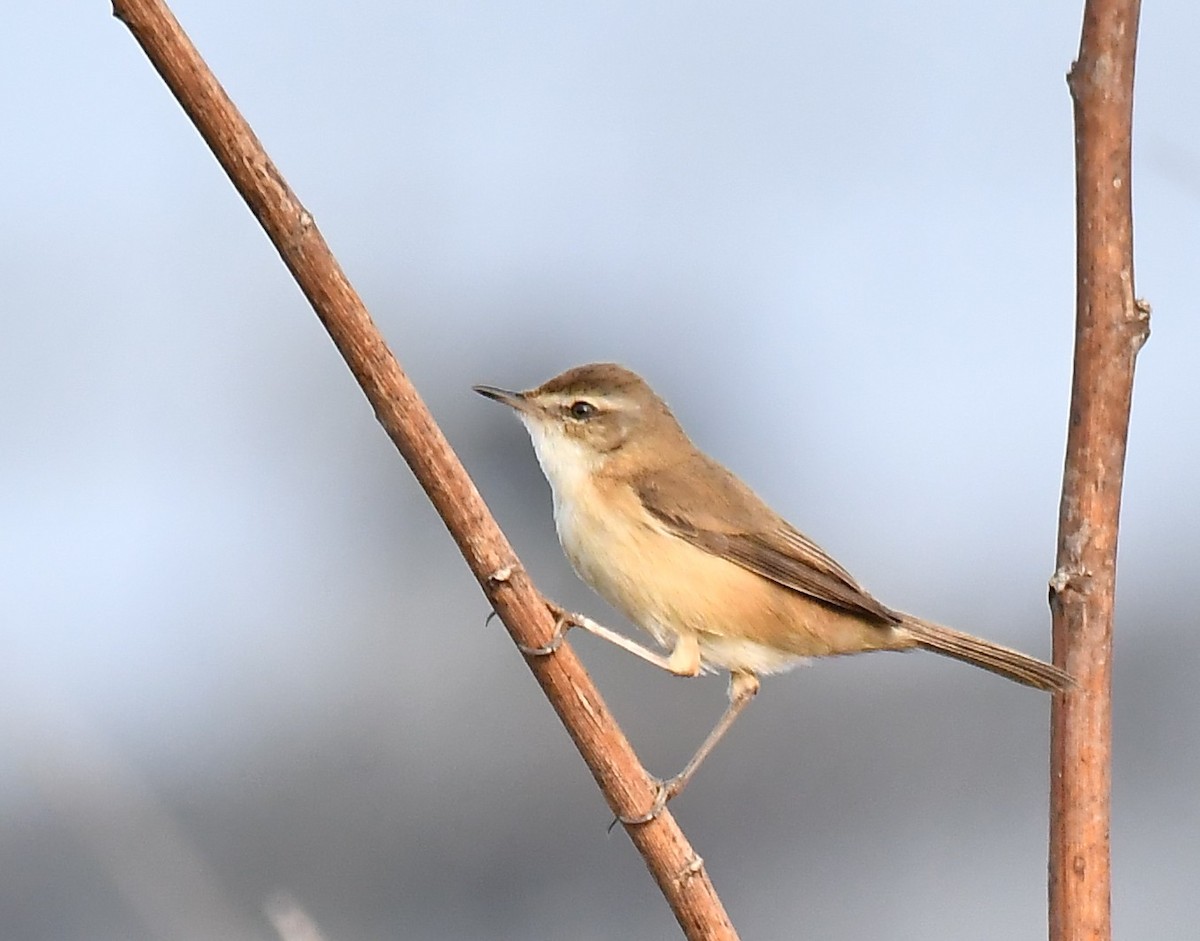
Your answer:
[569,400,597,420]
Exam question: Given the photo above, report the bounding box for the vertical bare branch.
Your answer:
[1051,1,1147,938]
[109,1,738,937]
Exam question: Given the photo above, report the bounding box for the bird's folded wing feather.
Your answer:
[634,456,899,625]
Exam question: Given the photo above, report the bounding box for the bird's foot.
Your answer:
[514,600,577,656]
[616,774,685,826]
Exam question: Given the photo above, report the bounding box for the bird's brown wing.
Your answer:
[634,455,899,625]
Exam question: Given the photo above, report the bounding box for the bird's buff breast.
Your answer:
[551,473,810,674]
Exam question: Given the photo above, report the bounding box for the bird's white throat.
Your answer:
[519,417,599,508]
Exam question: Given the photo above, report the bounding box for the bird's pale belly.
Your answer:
[552,482,894,674]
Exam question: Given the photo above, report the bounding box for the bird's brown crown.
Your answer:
[533,362,654,402]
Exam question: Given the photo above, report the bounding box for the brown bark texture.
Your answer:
[1051,1,1147,939]
[110,1,738,937]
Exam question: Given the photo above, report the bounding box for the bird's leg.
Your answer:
[620,669,760,825]
[544,601,701,677]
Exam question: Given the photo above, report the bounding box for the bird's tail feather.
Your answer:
[899,617,1072,692]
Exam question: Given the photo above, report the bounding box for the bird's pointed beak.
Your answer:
[473,384,535,415]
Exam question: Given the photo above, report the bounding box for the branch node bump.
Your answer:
[1130,298,1151,351]
[1048,567,1092,610]
[674,854,706,885]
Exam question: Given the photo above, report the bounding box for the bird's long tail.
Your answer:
[899,617,1073,692]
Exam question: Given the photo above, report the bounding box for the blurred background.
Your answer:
[4,2,1198,938]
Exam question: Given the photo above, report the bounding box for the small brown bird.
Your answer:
[475,363,1071,821]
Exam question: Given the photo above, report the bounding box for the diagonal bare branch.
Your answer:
[109,1,738,937]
